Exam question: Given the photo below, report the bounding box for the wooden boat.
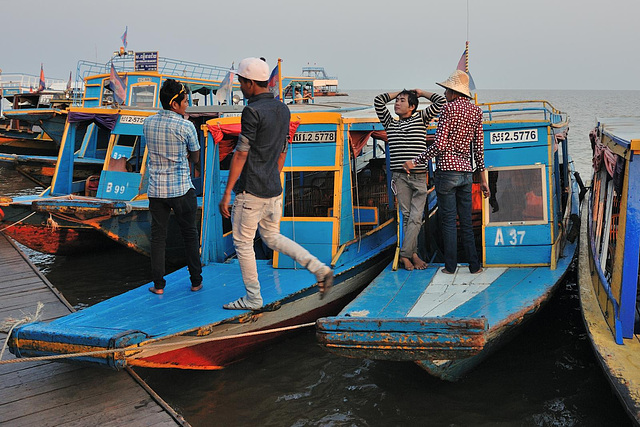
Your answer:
[578,117,640,424]
[8,111,397,370]
[317,100,582,381]
[0,104,230,256]
[0,56,234,185]
[0,73,71,155]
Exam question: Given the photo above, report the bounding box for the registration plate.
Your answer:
[120,115,145,125]
[490,129,538,144]
[292,131,336,143]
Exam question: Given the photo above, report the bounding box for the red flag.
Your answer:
[38,64,45,92]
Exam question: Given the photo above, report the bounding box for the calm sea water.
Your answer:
[1,89,638,427]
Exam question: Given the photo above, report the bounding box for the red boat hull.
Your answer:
[2,223,118,255]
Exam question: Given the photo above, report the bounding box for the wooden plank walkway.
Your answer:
[0,232,187,427]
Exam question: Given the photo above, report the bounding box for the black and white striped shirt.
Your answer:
[374,92,445,172]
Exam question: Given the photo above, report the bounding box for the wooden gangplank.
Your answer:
[0,233,187,426]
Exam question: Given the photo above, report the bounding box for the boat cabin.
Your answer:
[201,112,393,268]
[478,101,572,269]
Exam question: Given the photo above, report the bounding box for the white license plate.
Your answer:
[490,129,538,144]
[292,131,336,143]
[119,115,145,125]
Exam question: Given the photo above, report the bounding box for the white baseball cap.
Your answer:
[237,57,270,82]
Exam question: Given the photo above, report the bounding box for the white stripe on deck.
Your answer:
[407,267,507,317]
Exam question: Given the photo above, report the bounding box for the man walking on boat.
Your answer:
[145,79,203,295]
[219,57,334,310]
[404,70,490,274]
[374,89,445,270]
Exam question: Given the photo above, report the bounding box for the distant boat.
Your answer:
[578,117,640,424]
[317,99,581,381]
[8,110,397,370]
[0,73,71,155]
[300,65,346,97]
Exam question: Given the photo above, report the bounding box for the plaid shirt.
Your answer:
[144,110,200,198]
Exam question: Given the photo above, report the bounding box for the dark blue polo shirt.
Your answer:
[234,92,290,198]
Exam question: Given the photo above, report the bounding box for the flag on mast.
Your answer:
[121,26,128,49]
[37,64,46,92]
[456,43,476,91]
[267,60,281,101]
[109,61,127,105]
[215,63,235,105]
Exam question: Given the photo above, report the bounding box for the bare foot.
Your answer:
[401,257,414,271]
[411,253,428,270]
[149,287,164,295]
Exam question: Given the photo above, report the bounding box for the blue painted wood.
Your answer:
[95,170,142,200]
[621,151,640,337]
[339,126,355,244]
[51,123,76,195]
[483,145,548,168]
[485,245,551,265]
[484,224,551,246]
[283,143,337,168]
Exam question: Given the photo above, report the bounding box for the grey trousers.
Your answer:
[392,171,427,259]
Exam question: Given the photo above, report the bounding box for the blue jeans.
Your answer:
[149,188,202,289]
[435,171,480,273]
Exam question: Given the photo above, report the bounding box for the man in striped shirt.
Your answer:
[375,89,445,271]
[404,70,490,274]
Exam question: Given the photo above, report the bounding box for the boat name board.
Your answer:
[135,51,159,71]
[490,129,538,144]
[120,115,146,125]
[292,131,336,143]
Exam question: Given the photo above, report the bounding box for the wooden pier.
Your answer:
[0,232,187,426]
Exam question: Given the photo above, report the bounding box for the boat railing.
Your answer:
[479,100,567,125]
[73,57,232,105]
[0,74,66,97]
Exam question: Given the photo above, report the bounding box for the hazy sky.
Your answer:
[2,0,638,90]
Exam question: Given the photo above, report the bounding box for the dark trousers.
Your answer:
[149,188,202,289]
[435,170,481,273]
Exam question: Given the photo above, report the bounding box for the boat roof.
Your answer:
[597,116,640,149]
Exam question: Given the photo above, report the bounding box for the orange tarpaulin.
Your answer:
[206,120,301,161]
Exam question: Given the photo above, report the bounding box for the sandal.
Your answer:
[149,287,164,295]
[223,297,261,310]
[318,270,334,299]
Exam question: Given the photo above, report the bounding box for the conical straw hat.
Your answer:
[436,70,471,98]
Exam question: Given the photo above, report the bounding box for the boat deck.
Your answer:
[0,232,185,426]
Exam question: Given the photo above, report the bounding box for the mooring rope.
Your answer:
[0,211,37,232]
[0,317,316,365]
[0,302,44,360]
